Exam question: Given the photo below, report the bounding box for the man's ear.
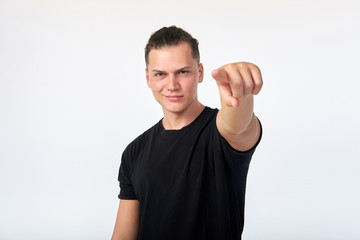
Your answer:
[198,63,204,83]
[145,68,151,88]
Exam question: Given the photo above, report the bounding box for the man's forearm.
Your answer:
[219,95,254,135]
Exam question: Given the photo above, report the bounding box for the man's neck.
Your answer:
[162,101,205,130]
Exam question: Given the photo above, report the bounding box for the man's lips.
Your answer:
[165,95,183,101]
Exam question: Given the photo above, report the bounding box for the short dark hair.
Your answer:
[145,26,200,66]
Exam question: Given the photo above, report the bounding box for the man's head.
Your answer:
[144,27,204,116]
[145,26,200,67]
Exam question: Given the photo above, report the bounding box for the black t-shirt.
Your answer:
[118,106,262,240]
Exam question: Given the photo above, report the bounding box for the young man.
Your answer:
[112,26,263,240]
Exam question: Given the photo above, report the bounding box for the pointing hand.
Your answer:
[211,62,263,108]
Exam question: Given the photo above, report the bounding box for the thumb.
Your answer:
[211,68,228,83]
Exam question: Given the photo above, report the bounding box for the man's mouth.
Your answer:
[165,95,183,101]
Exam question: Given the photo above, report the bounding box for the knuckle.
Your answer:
[232,80,242,89]
[238,62,247,68]
[244,81,254,89]
[250,64,261,73]
[255,80,263,88]
[258,81,264,88]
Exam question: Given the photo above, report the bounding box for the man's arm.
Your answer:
[212,62,263,151]
[111,199,139,240]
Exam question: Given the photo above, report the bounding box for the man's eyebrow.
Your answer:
[151,66,192,73]
[151,69,165,73]
[177,66,192,71]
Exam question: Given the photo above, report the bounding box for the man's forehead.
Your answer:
[149,42,191,56]
[147,43,196,69]
[152,41,191,51]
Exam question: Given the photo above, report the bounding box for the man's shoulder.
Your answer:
[205,106,219,115]
[123,120,161,154]
[199,106,219,125]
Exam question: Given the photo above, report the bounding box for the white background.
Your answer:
[1,0,359,239]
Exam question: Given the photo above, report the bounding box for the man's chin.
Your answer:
[162,103,187,114]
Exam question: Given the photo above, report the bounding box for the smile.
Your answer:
[165,95,183,101]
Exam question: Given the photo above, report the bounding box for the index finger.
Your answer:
[211,68,229,83]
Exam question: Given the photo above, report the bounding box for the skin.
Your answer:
[146,42,205,130]
[111,42,263,240]
[111,199,139,240]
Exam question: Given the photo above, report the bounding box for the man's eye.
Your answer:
[155,73,164,77]
[179,70,189,74]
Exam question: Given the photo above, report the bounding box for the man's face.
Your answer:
[146,42,203,115]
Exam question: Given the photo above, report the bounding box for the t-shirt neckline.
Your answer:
[159,106,210,134]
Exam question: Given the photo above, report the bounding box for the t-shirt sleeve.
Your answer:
[216,117,263,166]
[118,146,137,200]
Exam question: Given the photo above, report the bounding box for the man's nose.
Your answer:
[167,74,179,91]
